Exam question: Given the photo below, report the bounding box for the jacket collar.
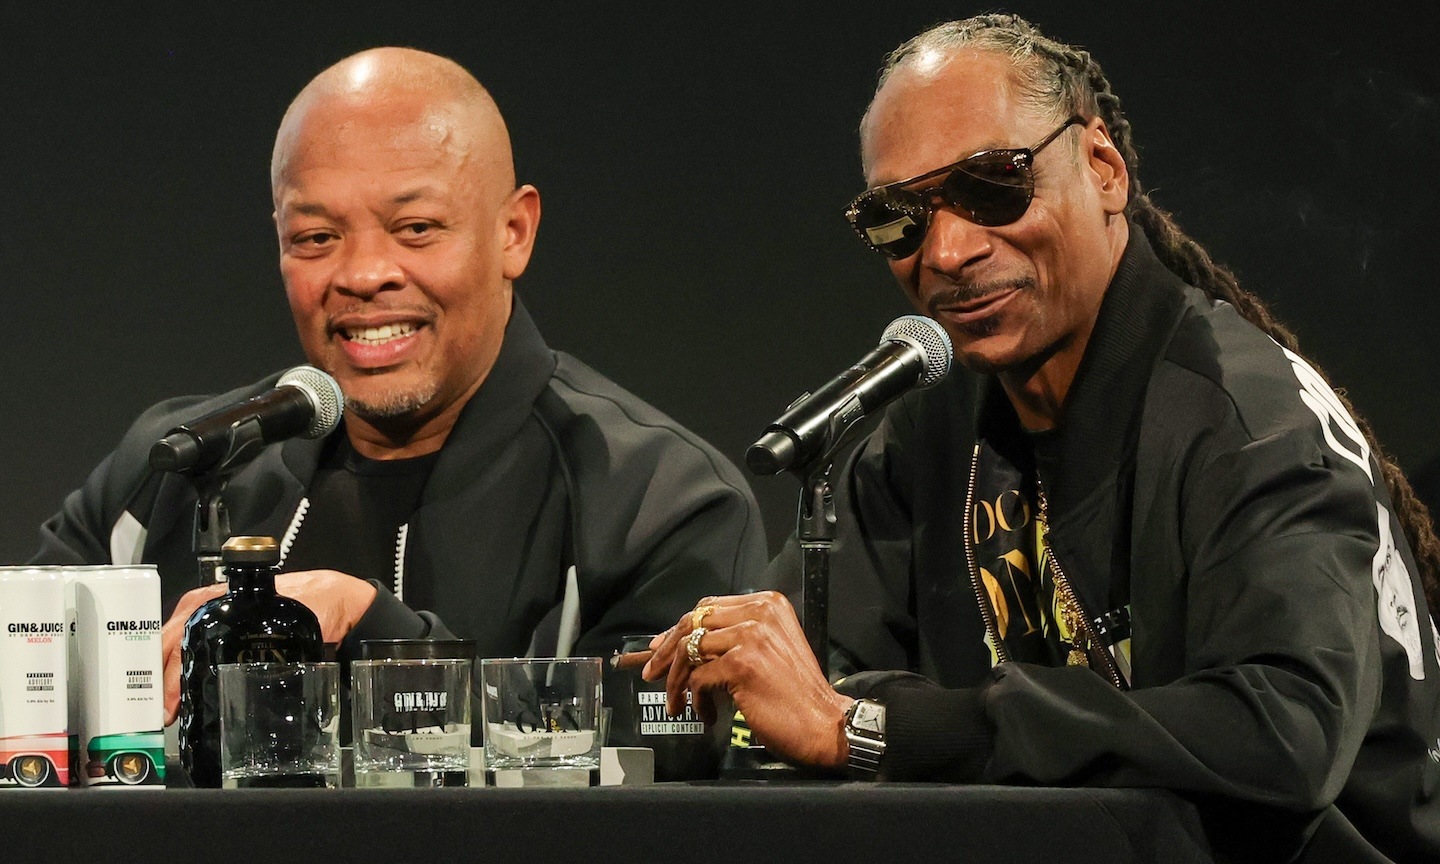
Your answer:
[976,221,1192,516]
[426,296,557,501]
[280,296,558,501]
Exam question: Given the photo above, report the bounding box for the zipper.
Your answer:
[964,444,1011,665]
[393,523,409,602]
[1036,484,1127,690]
[277,497,310,567]
[274,495,409,599]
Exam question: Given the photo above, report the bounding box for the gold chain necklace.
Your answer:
[1037,484,1094,669]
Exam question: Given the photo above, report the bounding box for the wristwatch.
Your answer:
[843,698,886,780]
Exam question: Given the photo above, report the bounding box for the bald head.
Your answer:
[270,46,543,449]
[271,47,514,202]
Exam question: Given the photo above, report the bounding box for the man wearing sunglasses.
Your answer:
[641,15,1440,861]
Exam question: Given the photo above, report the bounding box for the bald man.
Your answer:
[33,47,766,741]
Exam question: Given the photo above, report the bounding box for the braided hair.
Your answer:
[871,14,1440,614]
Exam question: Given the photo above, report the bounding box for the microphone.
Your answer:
[148,365,345,476]
[747,315,952,475]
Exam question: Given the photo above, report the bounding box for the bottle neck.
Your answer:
[223,563,279,593]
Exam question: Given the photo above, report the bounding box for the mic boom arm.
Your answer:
[743,315,952,674]
[748,348,924,476]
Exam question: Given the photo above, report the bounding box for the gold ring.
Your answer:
[686,627,708,666]
[691,604,716,632]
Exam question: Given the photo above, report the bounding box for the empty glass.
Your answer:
[217,662,339,788]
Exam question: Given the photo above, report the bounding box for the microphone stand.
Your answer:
[192,474,232,587]
[796,461,836,677]
[752,395,876,678]
[714,452,841,781]
[717,451,842,781]
[786,393,875,679]
[169,415,270,587]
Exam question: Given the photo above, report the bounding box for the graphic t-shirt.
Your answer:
[973,429,1080,666]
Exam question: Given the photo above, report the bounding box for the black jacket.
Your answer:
[825,225,1440,862]
[33,300,768,663]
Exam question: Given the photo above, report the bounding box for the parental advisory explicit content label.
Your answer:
[636,690,705,735]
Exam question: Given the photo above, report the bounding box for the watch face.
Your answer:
[850,700,885,735]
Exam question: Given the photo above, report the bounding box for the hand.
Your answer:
[160,583,227,726]
[272,569,378,643]
[159,569,377,725]
[641,591,853,770]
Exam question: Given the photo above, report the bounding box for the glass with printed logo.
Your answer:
[351,639,474,787]
[481,657,603,786]
[218,661,340,787]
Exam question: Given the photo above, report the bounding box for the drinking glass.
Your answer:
[217,662,339,788]
[352,643,472,788]
[480,657,602,787]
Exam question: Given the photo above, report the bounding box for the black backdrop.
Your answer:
[4,2,1438,562]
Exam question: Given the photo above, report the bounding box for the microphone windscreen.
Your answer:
[277,365,345,438]
[880,315,952,388]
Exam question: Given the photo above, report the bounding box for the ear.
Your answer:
[1084,119,1129,216]
[499,184,542,281]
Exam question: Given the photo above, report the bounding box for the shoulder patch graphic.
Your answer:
[1284,346,1425,679]
[1373,503,1425,680]
[1283,348,1373,483]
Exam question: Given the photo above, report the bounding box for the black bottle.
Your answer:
[179,535,323,788]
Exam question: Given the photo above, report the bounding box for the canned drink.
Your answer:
[0,568,69,788]
[67,566,165,787]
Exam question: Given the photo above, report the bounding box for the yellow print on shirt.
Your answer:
[975,486,1068,663]
[980,549,1042,639]
[971,489,1032,544]
[980,565,1009,637]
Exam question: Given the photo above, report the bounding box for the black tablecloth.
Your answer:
[5,783,1213,863]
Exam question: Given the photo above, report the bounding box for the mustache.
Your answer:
[925,277,1034,317]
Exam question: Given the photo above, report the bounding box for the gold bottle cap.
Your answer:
[220,535,280,564]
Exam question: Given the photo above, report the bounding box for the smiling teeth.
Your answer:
[345,323,418,345]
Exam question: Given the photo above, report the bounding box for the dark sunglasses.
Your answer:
[844,115,1086,259]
